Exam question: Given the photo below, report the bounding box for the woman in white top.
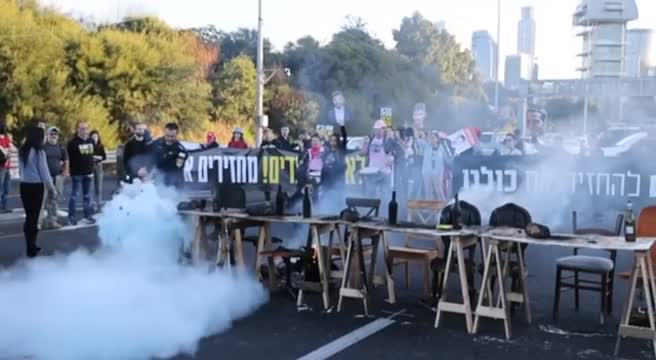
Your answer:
[19,126,55,258]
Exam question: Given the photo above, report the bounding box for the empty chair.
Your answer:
[388,200,445,296]
[552,211,623,325]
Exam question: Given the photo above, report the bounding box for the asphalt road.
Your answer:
[0,182,653,359]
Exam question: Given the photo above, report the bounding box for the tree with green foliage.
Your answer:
[264,84,320,133]
[211,55,257,124]
[393,12,483,99]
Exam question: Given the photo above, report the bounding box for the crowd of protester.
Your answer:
[0,118,192,258]
[0,91,536,258]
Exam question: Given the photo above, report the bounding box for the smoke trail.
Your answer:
[0,181,268,360]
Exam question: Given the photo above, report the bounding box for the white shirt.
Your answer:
[334,107,345,125]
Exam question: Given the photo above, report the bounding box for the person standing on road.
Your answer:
[67,121,96,225]
[90,130,106,208]
[41,127,68,229]
[19,126,55,258]
[0,122,16,213]
[148,122,187,189]
[122,123,150,182]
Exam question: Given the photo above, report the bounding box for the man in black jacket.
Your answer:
[148,123,187,188]
[67,121,95,225]
[122,123,150,182]
[274,126,294,151]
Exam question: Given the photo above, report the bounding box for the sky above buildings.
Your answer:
[43,0,656,80]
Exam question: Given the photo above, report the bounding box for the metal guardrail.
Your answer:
[7,149,118,180]
[106,150,116,164]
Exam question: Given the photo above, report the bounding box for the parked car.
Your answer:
[478,131,506,156]
[347,136,367,151]
[598,127,647,157]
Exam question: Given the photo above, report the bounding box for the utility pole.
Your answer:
[255,0,264,147]
[494,0,501,112]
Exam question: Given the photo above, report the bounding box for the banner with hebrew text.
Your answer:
[182,147,656,212]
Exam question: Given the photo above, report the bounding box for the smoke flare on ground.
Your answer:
[0,181,268,360]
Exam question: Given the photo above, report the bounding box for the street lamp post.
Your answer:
[255,0,264,147]
[494,0,501,112]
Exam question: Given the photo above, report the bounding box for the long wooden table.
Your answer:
[224,213,344,310]
[479,227,656,357]
[179,210,256,267]
[180,210,656,357]
[336,220,478,324]
[181,210,344,310]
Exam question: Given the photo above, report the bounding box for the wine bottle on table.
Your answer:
[275,184,286,216]
[302,186,312,218]
[451,193,462,230]
[625,200,636,242]
[388,190,398,225]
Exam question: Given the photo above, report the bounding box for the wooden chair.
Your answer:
[618,206,656,279]
[343,197,381,250]
[337,198,383,313]
[388,200,445,296]
[552,211,623,325]
[330,198,381,270]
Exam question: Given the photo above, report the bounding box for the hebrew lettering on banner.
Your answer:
[181,148,656,212]
[183,148,365,188]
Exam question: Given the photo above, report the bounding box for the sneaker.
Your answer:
[0,208,11,214]
[68,217,78,226]
[42,222,63,230]
[56,210,68,217]
[80,217,96,225]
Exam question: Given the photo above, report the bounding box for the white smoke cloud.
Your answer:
[458,153,583,231]
[0,181,268,360]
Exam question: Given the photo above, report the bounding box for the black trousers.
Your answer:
[20,182,44,257]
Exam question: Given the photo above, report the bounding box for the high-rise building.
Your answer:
[471,30,498,82]
[504,54,533,90]
[517,6,536,56]
[573,0,639,78]
[625,29,653,77]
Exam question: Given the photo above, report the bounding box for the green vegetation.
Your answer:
[0,1,485,146]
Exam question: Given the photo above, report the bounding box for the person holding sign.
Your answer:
[323,90,352,127]
[361,120,393,197]
[417,131,453,201]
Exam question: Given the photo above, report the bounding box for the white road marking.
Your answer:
[0,224,97,240]
[297,309,406,360]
